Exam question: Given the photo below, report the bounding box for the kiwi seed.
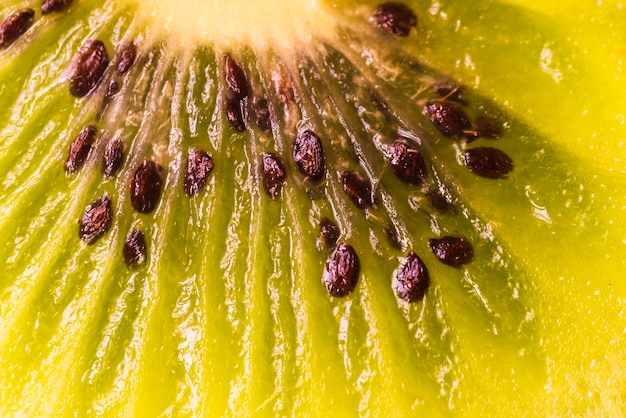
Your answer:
[261,152,287,199]
[41,0,72,14]
[64,125,98,175]
[226,97,246,132]
[130,160,163,214]
[0,9,35,49]
[342,171,374,210]
[319,217,340,249]
[370,2,417,37]
[293,129,325,182]
[393,251,430,302]
[117,42,137,74]
[102,139,124,178]
[184,148,214,197]
[323,243,360,297]
[68,39,109,98]
[464,147,514,179]
[123,229,147,267]
[78,194,113,245]
[224,53,249,99]
[384,139,427,185]
[428,236,474,267]
[423,100,472,140]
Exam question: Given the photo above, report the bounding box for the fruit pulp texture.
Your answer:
[0,0,625,416]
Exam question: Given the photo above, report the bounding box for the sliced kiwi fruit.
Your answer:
[0,0,625,415]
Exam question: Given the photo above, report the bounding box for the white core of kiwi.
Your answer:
[134,0,337,50]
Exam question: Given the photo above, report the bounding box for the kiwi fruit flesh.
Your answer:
[0,0,625,416]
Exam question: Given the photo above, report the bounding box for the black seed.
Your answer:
[41,0,72,14]
[0,9,35,49]
[464,147,513,179]
[69,39,109,98]
[64,125,97,175]
[123,229,147,267]
[254,98,271,133]
[184,148,214,197]
[79,195,113,245]
[423,101,472,140]
[261,152,286,199]
[342,171,373,210]
[130,160,163,214]
[475,116,503,139]
[117,43,136,74]
[323,243,360,297]
[224,53,248,100]
[106,80,119,97]
[370,2,417,37]
[226,97,245,132]
[393,251,430,302]
[428,236,474,267]
[293,130,325,182]
[385,139,427,185]
[425,190,454,214]
[320,217,340,249]
[102,139,124,178]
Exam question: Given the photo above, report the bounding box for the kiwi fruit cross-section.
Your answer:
[0,0,625,416]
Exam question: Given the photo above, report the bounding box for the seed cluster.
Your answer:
[56,1,514,296]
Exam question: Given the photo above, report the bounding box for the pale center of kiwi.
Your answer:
[134,0,337,50]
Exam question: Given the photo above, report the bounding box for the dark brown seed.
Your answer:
[184,148,214,197]
[385,139,427,185]
[102,139,124,178]
[0,9,35,49]
[64,125,97,175]
[293,130,325,182]
[69,39,109,98]
[425,190,454,214]
[226,97,245,132]
[123,229,147,267]
[393,251,430,302]
[41,0,72,14]
[320,217,340,249]
[323,243,360,297]
[475,116,503,139]
[464,147,513,179]
[370,2,417,37]
[117,43,136,74]
[130,160,163,214]
[261,152,286,199]
[254,98,271,133]
[342,171,373,210]
[106,80,119,97]
[428,236,474,267]
[79,195,113,245]
[224,53,248,100]
[423,101,472,140]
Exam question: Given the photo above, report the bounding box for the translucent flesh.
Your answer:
[0,0,625,416]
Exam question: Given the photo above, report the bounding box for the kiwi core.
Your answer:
[135,0,335,49]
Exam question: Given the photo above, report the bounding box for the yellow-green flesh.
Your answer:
[0,0,624,416]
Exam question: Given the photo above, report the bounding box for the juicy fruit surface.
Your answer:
[0,0,625,416]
